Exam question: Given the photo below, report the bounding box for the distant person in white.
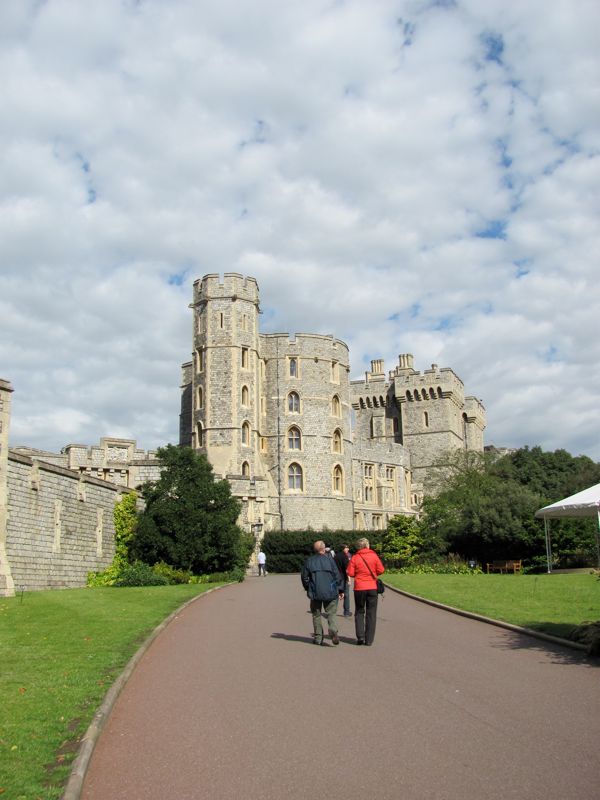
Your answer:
[257,550,267,576]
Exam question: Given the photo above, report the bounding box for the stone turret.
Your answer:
[0,379,15,596]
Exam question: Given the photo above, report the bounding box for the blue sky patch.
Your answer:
[168,271,188,286]
[481,31,504,64]
[514,259,531,278]
[476,219,507,239]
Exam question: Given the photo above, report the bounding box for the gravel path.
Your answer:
[82,574,600,800]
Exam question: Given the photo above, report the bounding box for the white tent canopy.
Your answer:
[535,483,600,571]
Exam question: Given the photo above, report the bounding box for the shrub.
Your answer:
[113,562,169,587]
[152,561,193,584]
[261,530,361,573]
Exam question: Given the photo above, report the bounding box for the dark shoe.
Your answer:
[344,613,353,617]
[356,639,365,646]
[331,633,340,645]
[314,636,323,645]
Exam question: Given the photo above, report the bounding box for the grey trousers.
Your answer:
[310,598,339,641]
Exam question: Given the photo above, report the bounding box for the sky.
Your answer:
[1,0,599,461]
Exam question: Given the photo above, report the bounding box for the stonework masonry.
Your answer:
[180,274,486,536]
[0,380,135,597]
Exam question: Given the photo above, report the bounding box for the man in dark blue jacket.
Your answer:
[301,540,344,646]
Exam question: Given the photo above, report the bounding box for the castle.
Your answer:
[179,273,486,534]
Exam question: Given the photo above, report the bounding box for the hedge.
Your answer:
[261,530,383,573]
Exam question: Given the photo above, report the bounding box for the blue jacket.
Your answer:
[301,553,344,601]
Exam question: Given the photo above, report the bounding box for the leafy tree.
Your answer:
[130,445,252,574]
[376,515,441,567]
[88,490,138,586]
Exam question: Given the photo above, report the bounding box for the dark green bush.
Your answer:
[113,562,169,587]
[152,561,193,584]
[262,530,370,573]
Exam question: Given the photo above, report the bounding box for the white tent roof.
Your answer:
[535,483,600,519]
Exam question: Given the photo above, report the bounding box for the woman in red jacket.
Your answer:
[346,537,385,646]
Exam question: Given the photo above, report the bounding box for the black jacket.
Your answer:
[301,553,344,601]
[334,551,350,580]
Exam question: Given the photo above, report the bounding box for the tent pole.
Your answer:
[544,518,552,574]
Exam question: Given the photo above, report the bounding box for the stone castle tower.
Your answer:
[180,274,486,533]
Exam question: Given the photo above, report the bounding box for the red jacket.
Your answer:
[346,548,384,591]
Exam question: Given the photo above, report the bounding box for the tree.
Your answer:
[130,445,252,574]
[376,515,442,567]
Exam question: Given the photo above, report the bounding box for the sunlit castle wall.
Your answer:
[260,332,354,532]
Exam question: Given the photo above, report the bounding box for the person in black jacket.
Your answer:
[301,540,344,646]
[334,544,352,617]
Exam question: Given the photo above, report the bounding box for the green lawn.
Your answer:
[384,573,600,638]
[0,584,222,800]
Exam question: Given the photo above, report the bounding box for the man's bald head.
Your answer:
[313,540,326,554]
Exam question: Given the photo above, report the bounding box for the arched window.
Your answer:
[241,461,250,478]
[332,429,343,453]
[333,465,343,493]
[288,391,300,413]
[413,390,419,401]
[437,386,443,398]
[197,385,203,409]
[288,463,303,490]
[359,397,366,409]
[429,388,436,399]
[288,426,301,450]
[332,395,341,416]
[421,389,428,400]
[462,413,468,449]
[241,421,251,446]
[241,385,249,406]
[424,411,429,428]
[289,357,298,377]
[406,390,412,401]
[369,417,375,438]
[196,422,204,448]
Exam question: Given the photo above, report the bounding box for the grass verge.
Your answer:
[384,573,600,639]
[0,584,223,799]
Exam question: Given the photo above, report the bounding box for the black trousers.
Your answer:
[353,589,378,644]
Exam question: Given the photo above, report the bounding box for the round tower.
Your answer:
[190,273,261,479]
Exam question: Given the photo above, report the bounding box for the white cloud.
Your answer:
[1,0,599,460]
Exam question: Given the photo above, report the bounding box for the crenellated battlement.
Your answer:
[193,273,260,306]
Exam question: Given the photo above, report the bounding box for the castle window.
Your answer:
[372,514,382,529]
[331,360,339,383]
[413,390,419,401]
[260,437,268,453]
[437,386,443,398]
[359,398,366,409]
[369,417,375,438]
[197,349,204,373]
[393,417,399,435]
[424,411,429,428]
[241,347,249,369]
[241,461,250,478]
[364,463,373,479]
[406,391,412,401]
[241,385,249,406]
[241,421,251,446]
[333,465,343,493]
[365,486,374,503]
[288,391,300,413]
[197,386,203,409]
[332,394,341,417]
[332,428,343,453]
[288,426,301,450]
[288,463,303,491]
[385,466,395,481]
[421,389,428,400]
[289,357,298,377]
[196,422,204,448]
[462,413,468,449]
[242,314,249,331]
[220,312,224,329]
[429,388,436,399]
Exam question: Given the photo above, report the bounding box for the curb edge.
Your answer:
[61,583,234,800]
[383,582,588,652]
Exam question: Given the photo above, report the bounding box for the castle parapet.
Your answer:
[192,273,260,307]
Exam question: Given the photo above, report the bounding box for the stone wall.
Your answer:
[3,451,129,594]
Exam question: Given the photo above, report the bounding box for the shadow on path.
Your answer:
[270,632,357,646]
[490,626,599,668]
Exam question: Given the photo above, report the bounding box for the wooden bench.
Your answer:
[486,560,523,574]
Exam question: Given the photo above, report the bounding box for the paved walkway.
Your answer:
[82,575,600,800]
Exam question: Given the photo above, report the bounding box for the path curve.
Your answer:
[81,574,600,800]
